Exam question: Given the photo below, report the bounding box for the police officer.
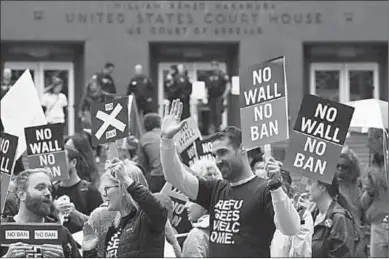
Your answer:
[128,64,155,116]
[205,60,231,133]
[164,64,192,119]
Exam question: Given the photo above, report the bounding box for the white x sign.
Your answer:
[95,103,126,140]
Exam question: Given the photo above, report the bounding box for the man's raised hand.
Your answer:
[161,99,185,139]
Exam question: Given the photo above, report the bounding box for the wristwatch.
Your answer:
[268,179,282,191]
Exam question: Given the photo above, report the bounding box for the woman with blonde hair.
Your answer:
[83,158,167,257]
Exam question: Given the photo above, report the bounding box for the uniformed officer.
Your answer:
[164,64,192,119]
[205,60,231,133]
[127,64,155,116]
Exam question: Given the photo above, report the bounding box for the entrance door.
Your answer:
[4,61,75,136]
[158,62,228,133]
[310,62,379,103]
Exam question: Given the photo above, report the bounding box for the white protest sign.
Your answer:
[1,70,47,159]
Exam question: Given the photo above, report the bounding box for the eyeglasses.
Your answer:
[336,164,350,171]
[103,185,119,196]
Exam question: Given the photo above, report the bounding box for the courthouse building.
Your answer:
[1,1,388,166]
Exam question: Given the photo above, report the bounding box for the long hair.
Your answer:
[65,133,99,185]
[340,146,362,182]
[101,161,148,228]
[319,175,353,214]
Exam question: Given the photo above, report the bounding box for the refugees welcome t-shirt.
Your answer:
[195,176,276,258]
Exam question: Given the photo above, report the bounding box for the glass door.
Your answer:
[193,62,228,132]
[345,63,379,101]
[310,63,380,103]
[3,61,75,136]
[157,63,194,118]
[310,63,343,102]
[3,62,41,95]
[40,62,75,136]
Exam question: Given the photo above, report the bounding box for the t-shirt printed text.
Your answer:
[210,199,243,245]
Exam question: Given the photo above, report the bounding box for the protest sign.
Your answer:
[91,97,129,145]
[1,70,47,159]
[0,222,63,257]
[173,117,202,153]
[161,183,192,234]
[1,173,12,214]
[239,56,289,151]
[0,133,18,175]
[195,135,218,162]
[283,94,354,184]
[180,142,199,167]
[25,124,68,181]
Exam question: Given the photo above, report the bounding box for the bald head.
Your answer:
[135,65,143,75]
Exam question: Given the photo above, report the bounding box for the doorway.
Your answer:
[4,61,75,136]
[158,62,228,134]
[310,62,380,102]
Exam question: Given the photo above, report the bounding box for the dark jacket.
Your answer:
[127,75,154,113]
[0,216,81,258]
[311,201,356,258]
[165,74,192,102]
[84,181,167,258]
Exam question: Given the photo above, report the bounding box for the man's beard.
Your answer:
[25,193,52,217]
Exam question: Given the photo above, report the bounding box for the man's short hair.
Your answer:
[143,113,161,132]
[211,126,242,150]
[14,168,52,194]
[104,62,115,69]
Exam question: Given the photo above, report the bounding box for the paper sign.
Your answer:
[173,117,202,153]
[25,124,68,181]
[195,135,218,162]
[1,173,12,214]
[91,97,129,145]
[239,56,289,151]
[161,183,192,234]
[0,222,63,246]
[0,70,47,159]
[27,151,69,181]
[180,143,198,167]
[0,133,18,175]
[283,94,354,184]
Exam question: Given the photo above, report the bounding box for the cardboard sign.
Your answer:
[283,94,354,184]
[24,124,68,181]
[1,173,12,214]
[27,151,69,181]
[0,133,18,175]
[0,222,63,257]
[195,135,218,162]
[161,183,192,234]
[239,56,289,150]
[173,117,202,154]
[180,142,199,167]
[91,97,129,145]
[0,70,47,159]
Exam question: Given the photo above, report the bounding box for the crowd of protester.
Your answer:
[0,64,388,258]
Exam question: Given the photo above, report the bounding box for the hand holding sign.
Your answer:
[4,242,30,258]
[82,222,99,252]
[265,157,283,191]
[161,99,185,139]
[41,244,64,258]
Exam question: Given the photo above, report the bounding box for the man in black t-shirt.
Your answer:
[52,145,103,234]
[160,100,300,258]
[0,168,80,258]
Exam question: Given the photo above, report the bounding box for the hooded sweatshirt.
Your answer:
[182,215,210,258]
